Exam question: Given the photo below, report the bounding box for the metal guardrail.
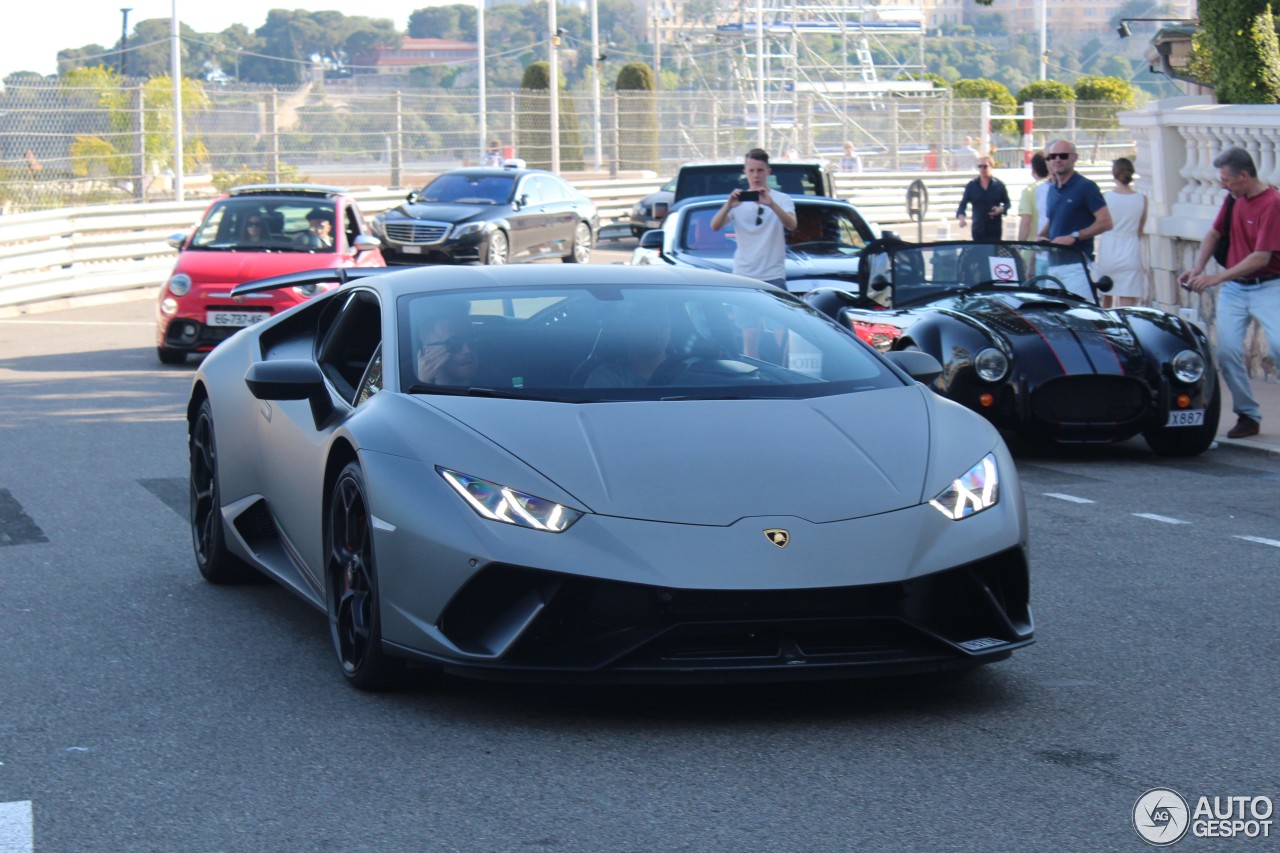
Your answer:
[0,166,1113,314]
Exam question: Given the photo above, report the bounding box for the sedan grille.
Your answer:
[383,221,449,244]
[1031,375,1148,424]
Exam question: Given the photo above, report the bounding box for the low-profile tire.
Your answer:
[190,399,257,583]
[484,230,509,265]
[326,462,403,691]
[158,347,187,365]
[1143,381,1222,457]
[563,222,593,264]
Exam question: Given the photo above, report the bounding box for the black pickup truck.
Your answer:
[673,160,837,203]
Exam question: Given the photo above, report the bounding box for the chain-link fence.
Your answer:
[0,77,1137,213]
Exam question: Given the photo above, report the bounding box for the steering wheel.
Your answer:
[1024,274,1070,294]
[648,357,696,386]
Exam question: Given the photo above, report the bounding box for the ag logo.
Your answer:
[1133,788,1189,846]
[763,528,790,548]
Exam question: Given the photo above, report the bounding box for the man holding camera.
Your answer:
[711,148,798,289]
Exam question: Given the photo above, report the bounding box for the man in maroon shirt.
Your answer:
[1181,146,1280,439]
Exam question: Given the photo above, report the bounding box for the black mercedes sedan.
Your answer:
[371,166,598,266]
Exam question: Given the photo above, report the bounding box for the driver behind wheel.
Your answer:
[585,304,672,387]
[416,313,479,386]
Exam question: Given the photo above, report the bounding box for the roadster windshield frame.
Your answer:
[864,240,1101,307]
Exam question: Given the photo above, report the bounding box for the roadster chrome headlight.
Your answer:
[1171,349,1205,384]
[930,453,999,520]
[974,347,1009,382]
[438,468,583,533]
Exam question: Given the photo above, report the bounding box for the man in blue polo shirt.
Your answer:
[1039,139,1112,299]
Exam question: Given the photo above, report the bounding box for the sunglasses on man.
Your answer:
[421,334,476,354]
[1046,152,1073,161]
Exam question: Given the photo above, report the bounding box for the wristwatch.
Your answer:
[1070,230,1081,241]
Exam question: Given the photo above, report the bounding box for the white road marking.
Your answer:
[1235,535,1280,548]
[1043,492,1096,504]
[1132,513,1190,525]
[0,801,33,853]
[0,320,152,326]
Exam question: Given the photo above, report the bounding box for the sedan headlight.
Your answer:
[1170,349,1205,384]
[973,347,1009,382]
[929,453,999,520]
[452,221,487,238]
[438,468,583,533]
[168,273,192,297]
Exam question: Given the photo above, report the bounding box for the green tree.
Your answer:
[615,62,658,171]
[62,66,210,184]
[1201,0,1280,102]
[517,61,584,170]
[1016,80,1075,103]
[954,77,1017,134]
[1074,75,1139,132]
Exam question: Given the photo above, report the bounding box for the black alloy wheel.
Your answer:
[190,400,256,583]
[326,462,402,690]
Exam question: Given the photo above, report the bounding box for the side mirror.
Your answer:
[1094,275,1114,293]
[883,350,943,385]
[881,230,899,241]
[515,193,530,209]
[353,234,382,253]
[870,274,891,292]
[638,229,665,251]
[244,360,335,429]
[167,232,189,250]
[405,190,419,204]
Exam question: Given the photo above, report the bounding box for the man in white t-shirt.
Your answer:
[710,148,798,289]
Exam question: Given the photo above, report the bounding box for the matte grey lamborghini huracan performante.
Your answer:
[187,264,1032,690]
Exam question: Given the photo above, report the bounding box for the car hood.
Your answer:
[937,292,1145,375]
[420,387,931,525]
[671,252,859,292]
[384,203,503,223]
[174,251,347,284]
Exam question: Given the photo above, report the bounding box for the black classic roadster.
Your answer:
[804,239,1220,456]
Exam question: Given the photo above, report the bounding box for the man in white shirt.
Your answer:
[710,148,798,289]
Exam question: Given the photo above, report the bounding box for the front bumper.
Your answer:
[377,220,486,264]
[386,548,1033,683]
[368,450,1032,683]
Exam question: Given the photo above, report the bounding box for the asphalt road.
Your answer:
[1,295,1278,853]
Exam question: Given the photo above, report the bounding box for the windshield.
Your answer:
[188,196,336,252]
[398,283,902,402]
[675,164,826,201]
[870,241,1099,306]
[418,174,515,204]
[680,205,870,259]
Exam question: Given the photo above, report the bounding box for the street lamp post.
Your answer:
[549,0,559,173]
[171,0,184,202]
[1117,17,1199,37]
[478,0,487,165]
[120,8,132,77]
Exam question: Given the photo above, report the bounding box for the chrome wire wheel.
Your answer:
[485,230,509,265]
[326,463,400,689]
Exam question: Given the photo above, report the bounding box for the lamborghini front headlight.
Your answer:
[929,453,999,520]
[438,468,583,533]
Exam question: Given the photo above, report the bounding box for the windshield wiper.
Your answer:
[408,384,580,402]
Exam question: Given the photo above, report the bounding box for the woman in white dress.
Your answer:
[1095,157,1148,308]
